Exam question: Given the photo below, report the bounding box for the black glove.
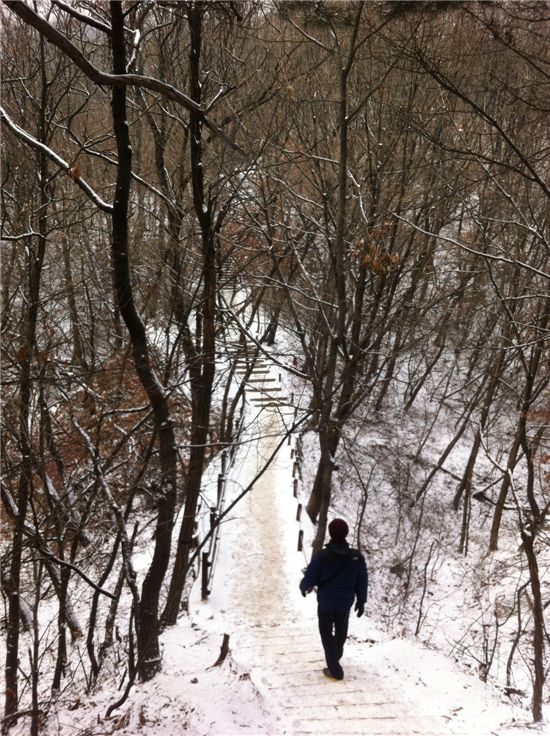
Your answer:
[301,589,307,597]
[355,601,364,618]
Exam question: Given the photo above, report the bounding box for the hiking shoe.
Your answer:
[323,667,343,681]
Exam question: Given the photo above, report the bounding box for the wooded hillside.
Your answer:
[1,1,549,732]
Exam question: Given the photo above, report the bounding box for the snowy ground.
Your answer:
[4,333,550,735]
[185,403,547,736]
[61,400,545,736]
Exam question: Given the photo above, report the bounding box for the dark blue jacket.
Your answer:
[300,541,368,612]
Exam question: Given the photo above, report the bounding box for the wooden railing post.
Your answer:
[201,552,210,599]
[217,474,224,506]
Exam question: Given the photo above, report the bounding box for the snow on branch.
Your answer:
[1,231,40,242]
[1,480,114,599]
[0,106,113,214]
[3,0,245,154]
[35,547,116,600]
[51,0,111,35]
[392,212,550,284]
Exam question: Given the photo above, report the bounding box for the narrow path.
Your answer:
[192,375,524,735]
[224,411,298,628]
[212,408,438,736]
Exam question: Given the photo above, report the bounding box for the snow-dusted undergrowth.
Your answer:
[3,319,549,735]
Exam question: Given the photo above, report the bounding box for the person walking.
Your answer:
[299,518,368,681]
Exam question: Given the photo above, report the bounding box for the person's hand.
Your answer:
[355,602,364,618]
[301,589,307,597]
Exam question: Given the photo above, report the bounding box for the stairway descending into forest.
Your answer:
[194,401,514,734]
[202,288,522,735]
[222,328,288,409]
[232,627,452,736]
[217,256,290,410]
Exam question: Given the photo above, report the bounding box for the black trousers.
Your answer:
[317,605,350,679]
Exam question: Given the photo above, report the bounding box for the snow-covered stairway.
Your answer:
[233,354,287,409]
[191,406,525,736]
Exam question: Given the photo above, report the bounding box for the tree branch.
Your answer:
[1,105,113,213]
[414,46,550,200]
[392,212,550,283]
[2,0,245,154]
[51,0,111,35]
[34,548,116,599]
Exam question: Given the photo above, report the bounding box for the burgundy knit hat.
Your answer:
[328,518,349,542]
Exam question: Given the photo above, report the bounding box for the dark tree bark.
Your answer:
[305,8,364,549]
[162,4,219,626]
[519,520,545,722]
[108,2,178,681]
[489,300,550,551]
[3,32,49,729]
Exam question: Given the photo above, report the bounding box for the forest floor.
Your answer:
[183,403,543,736]
[4,345,549,735]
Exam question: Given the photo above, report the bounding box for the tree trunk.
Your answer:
[109,2,178,681]
[62,235,88,371]
[489,301,549,551]
[307,425,341,551]
[521,526,544,722]
[161,5,217,627]
[3,35,49,726]
[304,11,367,548]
